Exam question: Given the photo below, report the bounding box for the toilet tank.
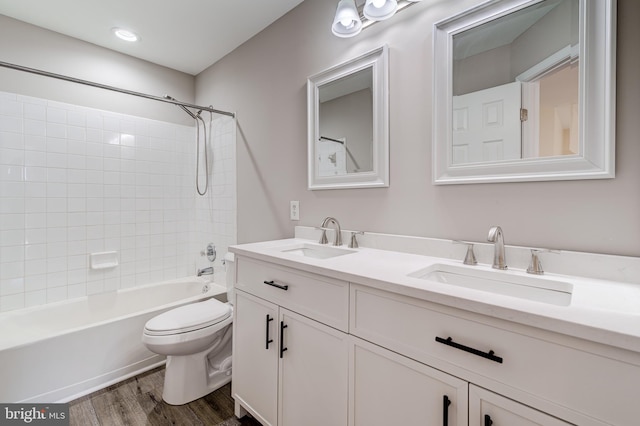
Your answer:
[224,252,235,305]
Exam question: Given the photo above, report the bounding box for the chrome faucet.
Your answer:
[319,217,342,246]
[487,226,507,270]
[197,266,214,277]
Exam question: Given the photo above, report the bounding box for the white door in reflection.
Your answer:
[452,81,521,165]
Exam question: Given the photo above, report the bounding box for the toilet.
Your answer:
[142,253,235,405]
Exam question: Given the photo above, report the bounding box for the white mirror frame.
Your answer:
[433,0,616,185]
[307,45,389,190]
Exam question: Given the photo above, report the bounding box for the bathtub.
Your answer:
[0,277,227,403]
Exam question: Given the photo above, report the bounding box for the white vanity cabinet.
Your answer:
[350,283,640,426]
[469,385,571,426]
[349,333,573,426]
[232,256,350,426]
[350,335,468,426]
[230,244,640,426]
[232,291,279,426]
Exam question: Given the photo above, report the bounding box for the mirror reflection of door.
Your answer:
[318,67,373,176]
[452,81,522,164]
[452,0,579,164]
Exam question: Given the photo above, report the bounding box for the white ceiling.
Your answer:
[0,0,304,75]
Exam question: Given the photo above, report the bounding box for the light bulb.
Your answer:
[341,18,353,27]
[363,0,398,21]
[332,0,362,37]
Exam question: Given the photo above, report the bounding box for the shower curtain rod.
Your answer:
[0,60,235,118]
[319,135,345,145]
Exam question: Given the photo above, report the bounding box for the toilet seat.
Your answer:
[144,298,231,336]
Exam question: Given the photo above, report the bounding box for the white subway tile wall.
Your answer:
[0,91,236,312]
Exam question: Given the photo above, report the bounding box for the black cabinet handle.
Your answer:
[443,395,451,426]
[435,336,503,364]
[484,414,493,426]
[264,280,289,291]
[265,314,274,349]
[279,321,288,358]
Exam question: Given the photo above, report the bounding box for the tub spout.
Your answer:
[197,267,214,277]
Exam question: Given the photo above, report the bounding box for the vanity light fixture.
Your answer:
[332,0,363,38]
[332,0,420,38]
[112,27,139,42]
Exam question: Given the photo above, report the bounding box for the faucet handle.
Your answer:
[526,248,560,275]
[348,231,364,249]
[453,240,478,265]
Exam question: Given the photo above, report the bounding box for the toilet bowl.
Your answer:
[142,253,235,405]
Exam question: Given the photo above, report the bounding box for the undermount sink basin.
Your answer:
[279,243,356,259]
[409,263,573,306]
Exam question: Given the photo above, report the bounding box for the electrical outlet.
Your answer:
[290,200,300,221]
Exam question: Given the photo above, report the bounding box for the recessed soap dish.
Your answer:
[90,251,119,270]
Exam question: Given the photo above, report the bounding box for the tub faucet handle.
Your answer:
[205,244,216,262]
[453,240,478,265]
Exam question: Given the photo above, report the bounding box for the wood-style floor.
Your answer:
[69,367,262,426]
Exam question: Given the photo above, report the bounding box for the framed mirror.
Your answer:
[433,0,615,184]
[307,45,389,190]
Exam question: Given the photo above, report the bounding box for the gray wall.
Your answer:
[453,44,512,95]
[320,88,373,173]
[0,15,195,126]
[196,0,640,257]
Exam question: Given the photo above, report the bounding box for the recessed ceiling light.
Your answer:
[112,27,139,42]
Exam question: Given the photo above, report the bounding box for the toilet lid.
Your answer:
[144,299,231,336]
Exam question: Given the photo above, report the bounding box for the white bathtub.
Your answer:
[0,277,227,403]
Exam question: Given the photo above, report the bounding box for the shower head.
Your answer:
[178,105,197,120]
[164,94,197,120]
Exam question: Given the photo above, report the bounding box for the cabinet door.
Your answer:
[232,290,279,426]
[350,336,468,426]
[469,385,572,426]
[278,308,349,426]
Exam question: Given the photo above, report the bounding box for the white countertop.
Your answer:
[230,236,640,355]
